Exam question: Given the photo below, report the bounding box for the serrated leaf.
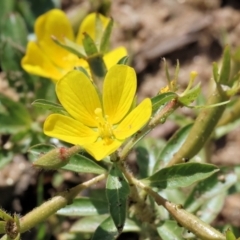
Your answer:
[28,144,106,174]
[0,94,31,134]
[100,18,113,53]
[57,197,108,216]
[91,216,119,240]
[106,164,130,233]
[184,172,237,213]
[219,45,231,85]
[151,92,177,114]
[142,163,219,189]
[154,124,193,170]
[157,220,184,240]
[52,36,86,58]
[32,99,67,115]
[82,33,98,56]
[179,83,201,106]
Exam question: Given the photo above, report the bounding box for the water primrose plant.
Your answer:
[2,5,240,240]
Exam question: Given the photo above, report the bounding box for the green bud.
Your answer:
[33,147,71,170]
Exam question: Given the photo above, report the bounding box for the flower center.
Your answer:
[94,108,114,145]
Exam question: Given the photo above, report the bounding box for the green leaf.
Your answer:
[136,138,165,178]
[91,216,119,240]
[0,0,15,20]
[142,163,219,189]
[82,33,99,56]
[57,197,108,216]
[226,229,237,240]
[28,144,106,174]
[157,220,184,240]
[62,154,106,174]
[219,45,231,85]
[179,83,201,106]
[117,56,128,65]
[32,99,67,115]
[151,92,177,113]
[52,36,86,58]
[100,18,114,53]
[212,62,219,82]
[154,124,193,170]
[0,94,31,134]
[184,172,237,213]
[70,215,139,236]
[87,55,107,78]
[106,164,130,233]
[199,193,225,223]
[0,12,27,71]
[70,215,109,233]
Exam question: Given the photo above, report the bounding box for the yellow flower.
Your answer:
[21,9,127,82]
[44,65,152,160]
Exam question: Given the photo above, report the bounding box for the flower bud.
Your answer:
[33,147,70,170]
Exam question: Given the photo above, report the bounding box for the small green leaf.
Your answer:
[106,164,130,233]
[0,94,31,134]
[136,138,165,178]
[184,172,237,213]
[82,33,99,56]
[226,229,237,240]
[179,83,201,106]
[62,154,106,174]
[154,124,193,170]
[70,215,109,233]
[219,45,231,85]
[0,12,27,71]
[100,18,113,53]
[87,56,107,78]
[91,216,119,240]
[212,62,219,82]
[0,151,13,169]
[157,220,184,240]
[32,99,67,115]
[151,92,178,113]
[57,197,108,216]
[52,36,86,58]
[117,56,128,65]
[142,163,219,189]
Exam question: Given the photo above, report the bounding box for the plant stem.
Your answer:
[131,178,226,240]
[119,98,180,161]
[167,84,229,166]
[18,173,106,233]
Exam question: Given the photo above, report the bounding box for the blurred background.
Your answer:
[1,0,240,239]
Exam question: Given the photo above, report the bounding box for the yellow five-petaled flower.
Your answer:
[21,9,127,82]
[44,65,152,160]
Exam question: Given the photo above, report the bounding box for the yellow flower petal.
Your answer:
[84,139,122,161]
[21,41,63,82]
[35,9,77,70]
[114,98,152,139]
[56,70,101,127]
[44,114,98,145]
[103,65,136,124]
[76,13,110,45]
[103,47,128,70]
